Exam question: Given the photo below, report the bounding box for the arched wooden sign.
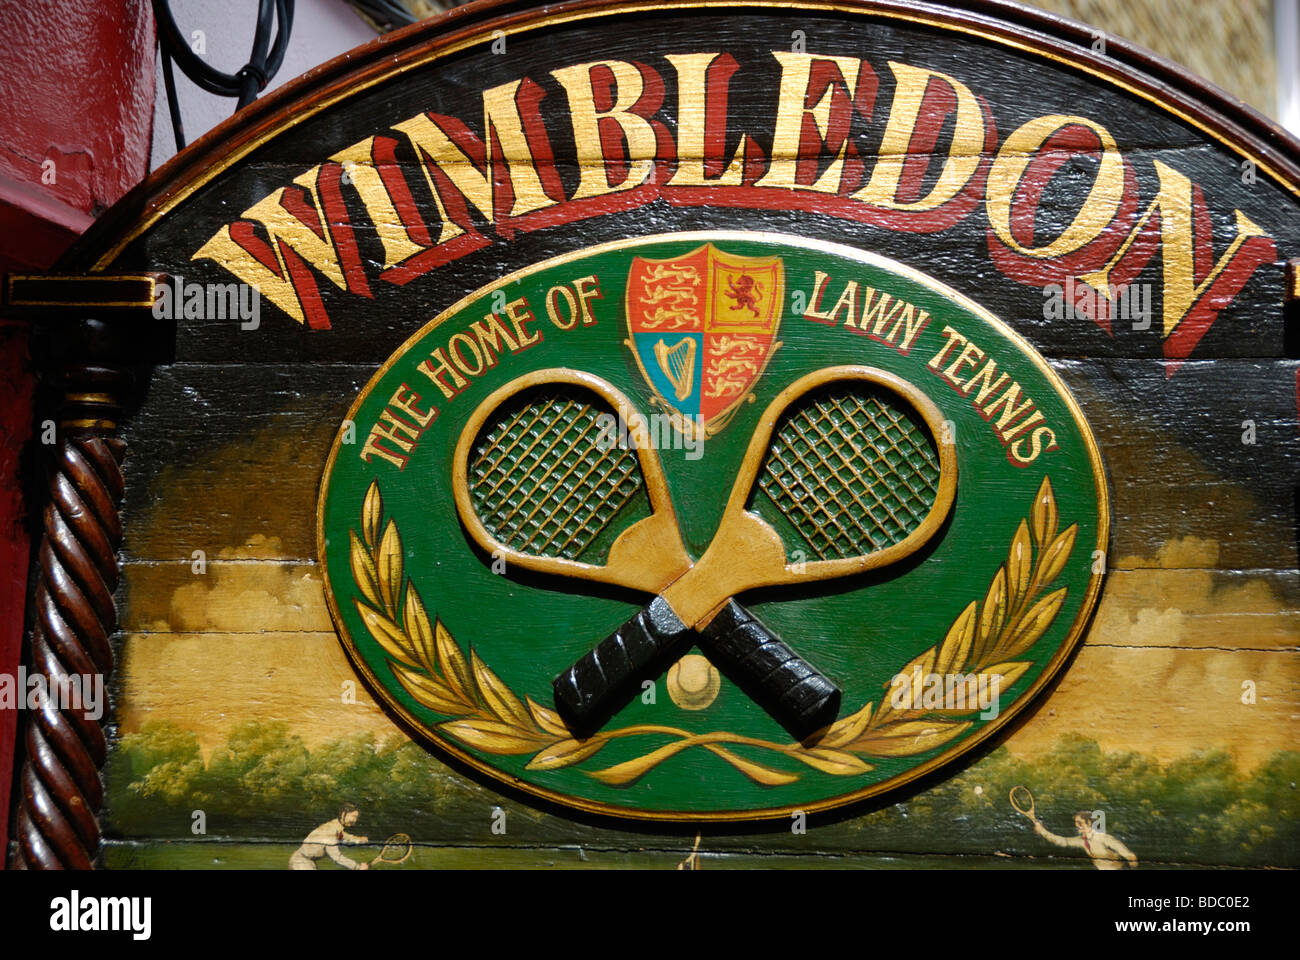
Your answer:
[9,0,1298,866]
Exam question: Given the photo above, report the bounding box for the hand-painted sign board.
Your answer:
[9,0,1298,866]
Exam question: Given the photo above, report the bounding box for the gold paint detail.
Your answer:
[854,61,985,210]
[63,393,118,405]
[6,273,160,308]
[349,476,1072,786]
[667,654,721,710]
[654,337,697,401]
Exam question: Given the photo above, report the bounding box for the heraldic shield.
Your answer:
[625,243,784,435]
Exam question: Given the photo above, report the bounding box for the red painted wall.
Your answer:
[0,0,156,860]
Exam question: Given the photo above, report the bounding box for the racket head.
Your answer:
[453,369,689,594]
[1009,785,1036,818]
[375,832,413,865]
[714,365,957,589]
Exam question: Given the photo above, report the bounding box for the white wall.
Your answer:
[150,0,377,170]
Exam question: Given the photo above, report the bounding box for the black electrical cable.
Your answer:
[160,45,186,153]
[153,0,295,150]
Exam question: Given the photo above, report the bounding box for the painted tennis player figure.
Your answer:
[289,802,370,870]
[1033,811,1138,870]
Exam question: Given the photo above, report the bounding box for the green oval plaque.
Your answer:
[318,230,1108,821]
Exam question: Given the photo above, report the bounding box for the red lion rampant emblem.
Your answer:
[725,274,762,317]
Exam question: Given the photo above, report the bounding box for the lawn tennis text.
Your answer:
[358,276,603,469]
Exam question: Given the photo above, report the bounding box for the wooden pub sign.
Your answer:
[6,0,1298,869]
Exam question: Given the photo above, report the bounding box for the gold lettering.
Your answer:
[392,80,556,244]
[192,165,345,325]
[1079,159,1270,337]
[803,271,835,323]
[665,53,747,187]
[417,347,469,399]
[927,325,967,371]
[468,314,521,368]
[551,61,658,200]
[987,114,1126,259]
[756,51,862,194]
[855,62,984,211]
[979,379,1036,438]
[330,139,426,269]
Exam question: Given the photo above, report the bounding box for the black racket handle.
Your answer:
[554,596,841,741]
[553,596,691,735]
[698,600,841,741]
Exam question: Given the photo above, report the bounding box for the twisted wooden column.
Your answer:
[10,317,133,870]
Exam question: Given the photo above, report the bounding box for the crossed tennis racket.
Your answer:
[452,365,956,739]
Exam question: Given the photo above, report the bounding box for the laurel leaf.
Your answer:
[1006,587,1067,657]
[377,520,403,613]
[790,747,872,776]
[853,720,971,757]
[587,740,698,785]
[435,619,476,708]
[935,601,977,677]
[527,697,570,738]
[349,532,383,610]
[894,646,937,684]
[362,481,383,551]
[1030,476,1057,548]
[402,586,437,671]
[390,661,465,715]
[817,702,873,749]
[439,718,545,754]
[873,647,936,722]
[525,737,606,770]
[1037,524,1078,588]
[471,649,534,729]
[355,601,419,669]
[976,567,1007,663]
[1007,520,1032,605]
[703,746,800,785]
[981,660,1032,692]
[586,738,800,786]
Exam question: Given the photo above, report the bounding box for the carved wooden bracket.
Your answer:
[5,275,164,869]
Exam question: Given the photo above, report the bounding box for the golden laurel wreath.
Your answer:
[349,477,1076,786]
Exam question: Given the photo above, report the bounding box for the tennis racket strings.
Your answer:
[374,832,413,865]
[468,390,644,561]
[758,385,943,561]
